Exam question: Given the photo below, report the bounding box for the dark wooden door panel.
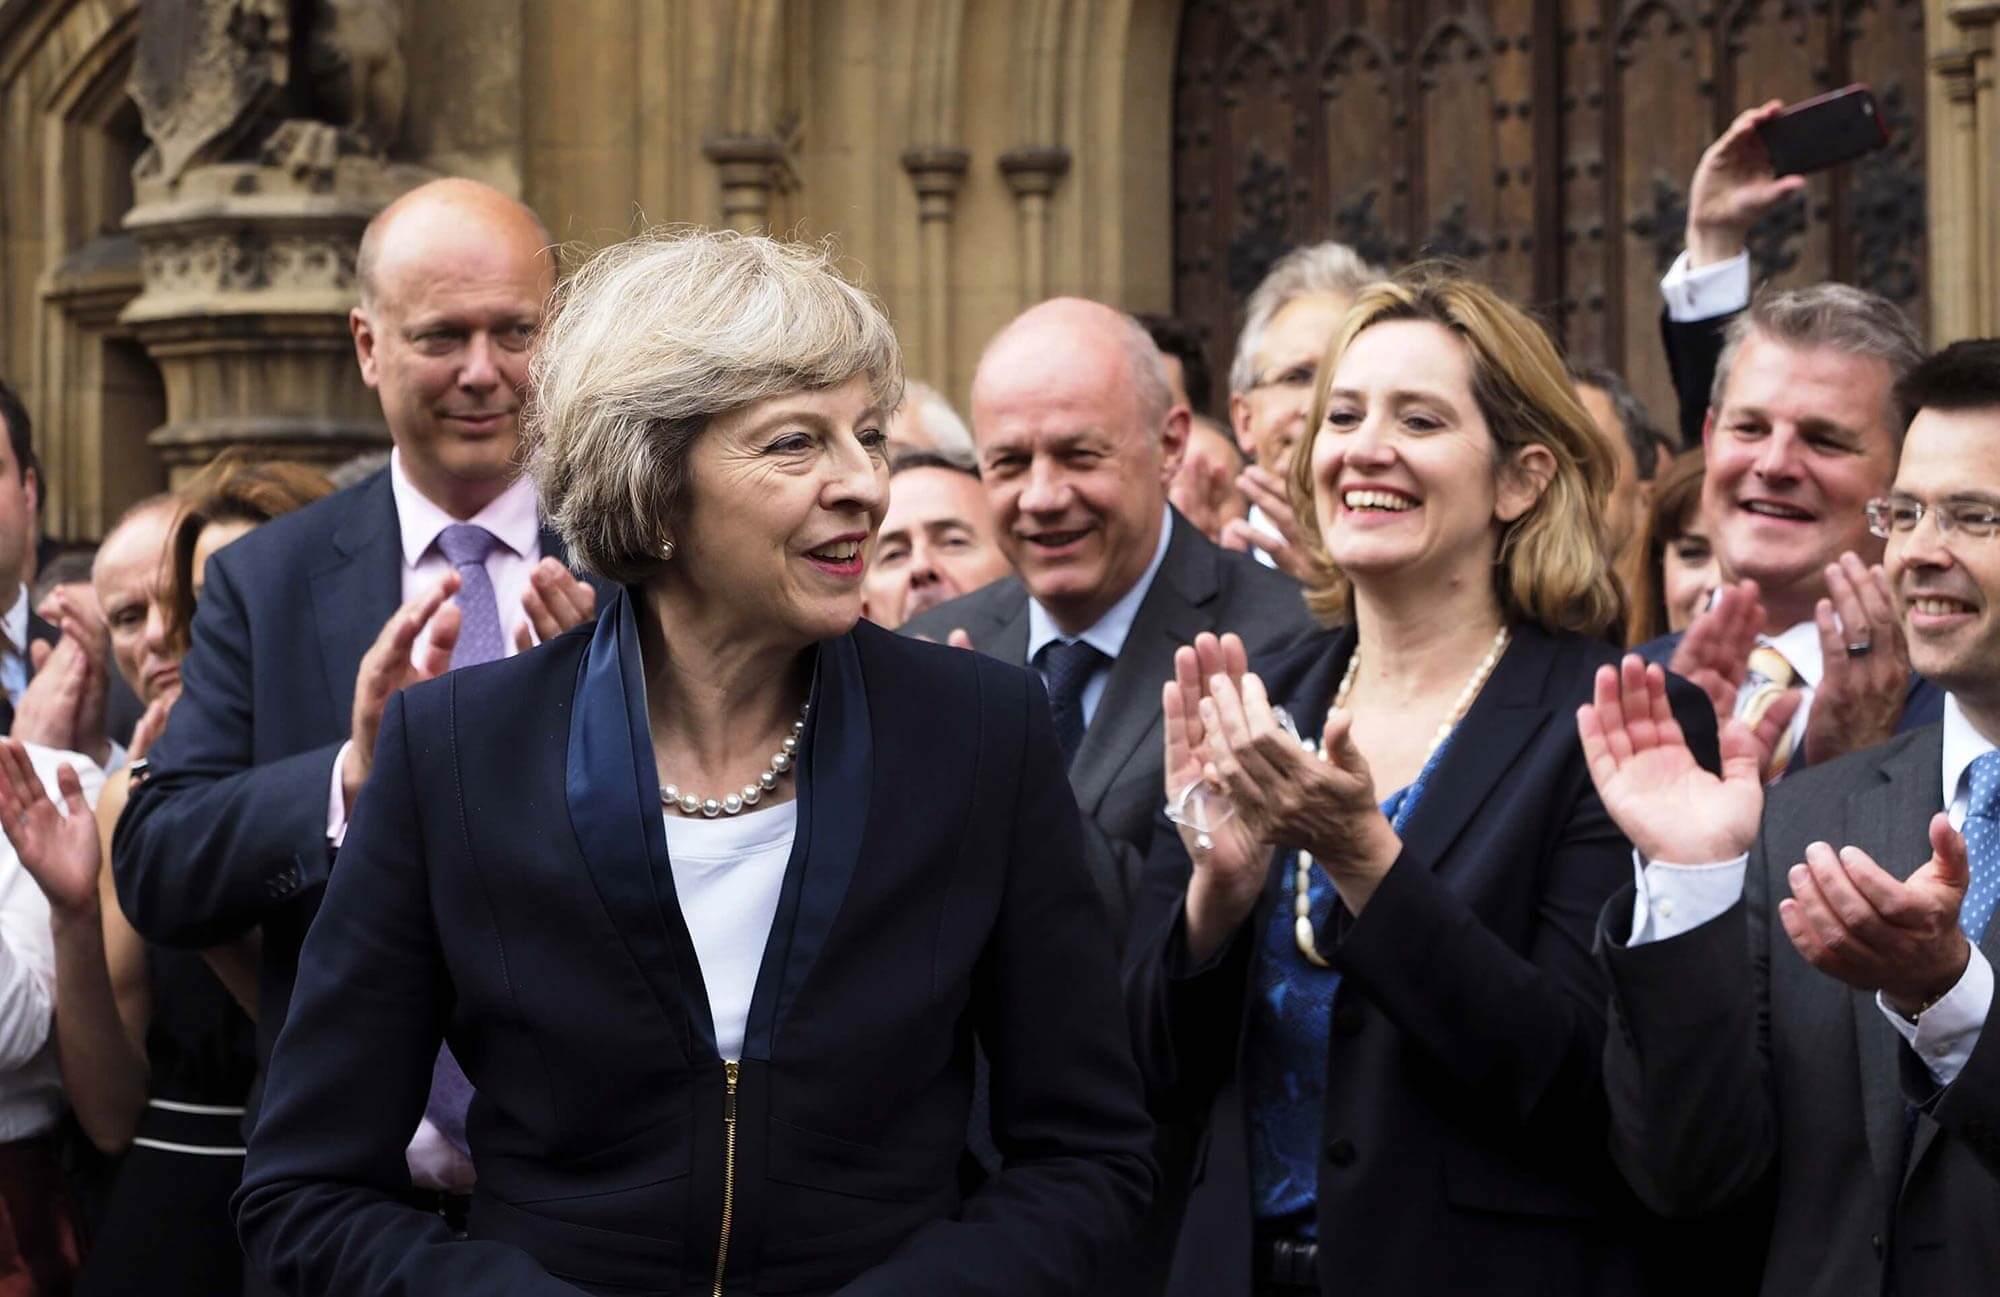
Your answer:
[1172,0,1931,431]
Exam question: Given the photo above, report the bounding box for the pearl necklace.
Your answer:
[660,701,809,818]
[1292,625,1510,966]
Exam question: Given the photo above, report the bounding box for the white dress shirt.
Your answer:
[0,585,29,709]
[326,451,544,842]
[1243,504,1282,570]
[1630,692,1997,1087]
[661,802,796,1062]
[1025,506,1174,728]
[1747,618,1824,758]
[0,744,105,1140]
[1660,249,1754,324]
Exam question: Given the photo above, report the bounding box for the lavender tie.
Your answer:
[437,523,506,671]
[425,524,507,1162]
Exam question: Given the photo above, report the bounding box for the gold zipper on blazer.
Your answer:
[712,1061,740,1297]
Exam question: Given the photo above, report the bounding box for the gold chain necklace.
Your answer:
[1292,625,1510,966]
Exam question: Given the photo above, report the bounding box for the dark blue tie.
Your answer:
[1039,639,1105,767]
[1961,750,2000,943]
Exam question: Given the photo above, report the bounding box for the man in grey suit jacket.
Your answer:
[1580,340,2000,1296]
[903,298,1315,942]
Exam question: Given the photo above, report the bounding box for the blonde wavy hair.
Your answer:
[1286,268,1623,637]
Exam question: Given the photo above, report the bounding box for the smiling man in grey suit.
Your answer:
[1582,339,2000,1296]
[904,298,1315,944]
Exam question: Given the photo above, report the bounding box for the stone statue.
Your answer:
[129,0,408,189]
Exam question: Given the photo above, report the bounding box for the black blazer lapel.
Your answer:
[565,589,711,1058]
[1836,729,1945,1197]
[744,631,873,1059]
[309,473,402,725]
[1071,517,1217,814]
[1396,624,1561,872]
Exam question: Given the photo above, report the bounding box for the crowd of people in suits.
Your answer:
[0,93,1994,1297]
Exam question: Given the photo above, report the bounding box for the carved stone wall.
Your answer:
[0,0,1993,538]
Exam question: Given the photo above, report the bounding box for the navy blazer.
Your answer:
[233,595,1154,1295]
[1126,623,1719,1296]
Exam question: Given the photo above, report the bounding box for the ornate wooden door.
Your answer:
[1172,0,1930,430]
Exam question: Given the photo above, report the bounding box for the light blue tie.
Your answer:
[1960,750,2000,943]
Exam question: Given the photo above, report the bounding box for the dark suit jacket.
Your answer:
[1636,628,1944,778]
[1127,624,1720,1297]
[902,511,1317,942]
[112,470,598,1098]
[232,596,1155,1296]
[1598,723,2000,1296]
[1660,307,1735,449]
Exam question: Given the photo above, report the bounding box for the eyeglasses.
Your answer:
[1865,496,2000,540]
[1249,363,1316,394]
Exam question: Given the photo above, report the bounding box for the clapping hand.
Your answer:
[1169,442,1247,542]
[341,576,462,807]
[13,592,114,767]
[1221,466,1316,583]
[1802,554,1910,766]
[1668,579,1802,773]
[512,558,598,652]
[0,738,101,921]
[1780,813,1973,1016]
[1577,655,1767,864]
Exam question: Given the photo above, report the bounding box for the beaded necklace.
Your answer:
[1292,625,1510,965]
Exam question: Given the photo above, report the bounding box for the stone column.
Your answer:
[998,148,1069,308]
[704,136,791,233]
[900,148,970,384]
[122,160,426,481]
[1933,0,2000,340]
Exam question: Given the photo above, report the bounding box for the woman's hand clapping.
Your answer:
[0,738,102,921]
[1165,633,1405,958]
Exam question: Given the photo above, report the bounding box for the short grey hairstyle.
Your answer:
[901,381,975,468]
[974,299,1176,440]
[526,227,904,584]
[1229,242,1386,396]
[1708,283,1924,433]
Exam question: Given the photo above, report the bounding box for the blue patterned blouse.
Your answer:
[1244,729,1457,1235]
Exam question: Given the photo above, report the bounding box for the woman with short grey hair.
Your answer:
[235,227,1155,1296]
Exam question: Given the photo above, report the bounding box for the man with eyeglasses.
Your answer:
[1639,283,1944,781]
[1220,243,1383,579]
[1583,338,2000,1294]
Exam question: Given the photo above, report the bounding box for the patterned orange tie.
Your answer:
[1742,645,1798,782]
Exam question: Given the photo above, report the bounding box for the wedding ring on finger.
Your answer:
[1845,637,1874,658]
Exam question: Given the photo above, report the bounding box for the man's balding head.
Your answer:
[969,297,1189,634]
[92,494,182,703]
[350,179,555,518]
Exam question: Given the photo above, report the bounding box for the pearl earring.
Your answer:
[657,538,676,562]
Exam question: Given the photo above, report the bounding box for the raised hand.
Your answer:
[0,739,101,919]
[1221,465,1317,583]
[10,636,88,753]
[1686,99,1809,268]
[341,575,463,807]
[511,558,599,652]
[1779,813,1972,1016]
[1803,553,1910,765]
[1669,579,1764,721]
[1194,640,1402,914]
[1164,633,1269,959]
[128,692,177,764]
[1578,655,1766,863]
[1168,441,1246,542]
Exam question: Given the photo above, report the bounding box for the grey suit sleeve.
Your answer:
[1597,835,1779,1216]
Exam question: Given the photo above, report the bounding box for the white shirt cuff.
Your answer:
[1628,850,1750,944]
[1879,945,1993,1088]
[327,740,353,848]
[1660,250,1752,323]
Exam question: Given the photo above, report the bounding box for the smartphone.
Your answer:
[1755,84,1890,176]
